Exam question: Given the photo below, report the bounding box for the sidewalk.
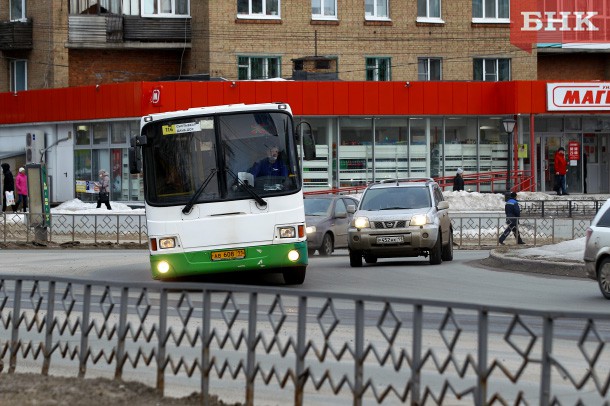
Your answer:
[484,237,585,278]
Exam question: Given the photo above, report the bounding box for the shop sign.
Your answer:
[511,0,610,52]
[151,87,162,106]
[547,83,610,111]
[568,141,580,161]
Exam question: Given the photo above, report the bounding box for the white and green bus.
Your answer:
[129,102,315,284]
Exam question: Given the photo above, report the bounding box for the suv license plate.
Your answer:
[377,236,404,244]
[211,249,246,261]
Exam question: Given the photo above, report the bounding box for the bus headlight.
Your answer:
[279,226,296,238]
[288,250,300,261]
[159,237,176,249]
[306,225,316,234]
[353,217,370,229]
[157,261,170,274]
[410,214,428,226]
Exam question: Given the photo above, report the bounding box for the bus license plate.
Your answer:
[211,249,246,261]
[376,236,403,244]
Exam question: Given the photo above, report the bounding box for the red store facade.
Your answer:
[0,80,608,204]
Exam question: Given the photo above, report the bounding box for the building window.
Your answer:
[365,0,389,20]
[418,58,442,81]
[472,0,509,22]
[473,58,510,81]
[10,0,26,21]
[9,60,27,92]
[142,0,189,16]
[417,0,441,21]
[238,56,281,79]
[366,57,391,81]
[238,0,280,18]
[312,0,337,19]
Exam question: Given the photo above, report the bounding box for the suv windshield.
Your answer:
[360,186,431,211]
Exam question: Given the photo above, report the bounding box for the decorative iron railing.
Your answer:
[0,276,608,405]
[0,213,590,249]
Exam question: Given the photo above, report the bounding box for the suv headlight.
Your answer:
[353,216,370,229]
[410,214,428,226]
[306,225,316,234]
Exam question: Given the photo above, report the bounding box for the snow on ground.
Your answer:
[514,237,586,262]
[52,198,145,214]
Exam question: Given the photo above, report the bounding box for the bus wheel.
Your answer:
[283,266,306,285]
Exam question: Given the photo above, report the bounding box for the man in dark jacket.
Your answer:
[499,191,525,245]
[1,163,15,212]
[452,168,465,191]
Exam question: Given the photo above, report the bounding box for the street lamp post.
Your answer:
[502,118,516,192]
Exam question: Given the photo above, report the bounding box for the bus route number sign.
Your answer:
[211,249,246,261]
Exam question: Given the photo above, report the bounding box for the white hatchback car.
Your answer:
[584,198,610,299]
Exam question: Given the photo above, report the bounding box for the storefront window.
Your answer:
[444,117,478,178]
[74,149,92,183]
[74,121,139,201]
[374,118,409,181]
[111,122,134,144]
[409,118,428,177]
[479,118,505,190]
[565,117,581,131]
[75,125,90,145]
[429,118,443,178]
[92,123,109,145]
[339,118,373,186]
[298,117,334,189]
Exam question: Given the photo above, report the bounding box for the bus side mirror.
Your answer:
[129,146,142,174]
[296,122,316,161]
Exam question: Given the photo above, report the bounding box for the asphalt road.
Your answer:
[1,248,605,313]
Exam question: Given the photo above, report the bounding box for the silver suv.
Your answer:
[584,198,610,299]
[347,178,453,267]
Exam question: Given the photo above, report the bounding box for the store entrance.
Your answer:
[584,133,610,194]
[537,135,584,194]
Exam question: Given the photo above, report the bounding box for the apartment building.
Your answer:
[0,0,540,92]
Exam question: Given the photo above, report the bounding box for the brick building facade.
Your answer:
[0,0,545,91]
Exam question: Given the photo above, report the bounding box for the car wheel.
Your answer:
[429,235,442,265]
[364,255,377,264]
[307,249,316,256]
[319,233,334,256]
[349,249,363,267]
[597,258,610,299]
[441,229,454,261]
[283,266,306,285]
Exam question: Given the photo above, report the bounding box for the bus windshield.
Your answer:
[142,110,300,206]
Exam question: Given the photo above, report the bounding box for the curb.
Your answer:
[486,249,586,279]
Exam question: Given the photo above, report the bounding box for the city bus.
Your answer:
[129,102,315,284]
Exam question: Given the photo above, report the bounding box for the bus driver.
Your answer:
[248,146,288,178]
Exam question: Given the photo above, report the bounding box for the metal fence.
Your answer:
[0,275,609,405]
[1,212,147,245]
[0,212,590,248]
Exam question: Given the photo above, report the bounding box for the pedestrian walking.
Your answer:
[554,147,568,195]
[96,169,112,210]
[1,163,15,212]
[14,167,28,212]
[499,191,525,245]
[452,168,465,191]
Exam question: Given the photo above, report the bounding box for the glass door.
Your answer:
[538,134,584,194]
[538,135,563,193]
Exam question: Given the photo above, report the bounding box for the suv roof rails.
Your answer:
[379,177,435,184]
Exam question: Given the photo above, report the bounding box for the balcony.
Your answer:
[0,20,33,51]
[68,15,191,49]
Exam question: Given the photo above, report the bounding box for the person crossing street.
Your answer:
[499,191,525,245]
